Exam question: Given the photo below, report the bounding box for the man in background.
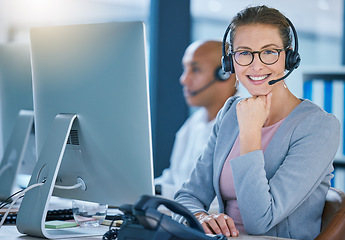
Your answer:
[155,40,237,199]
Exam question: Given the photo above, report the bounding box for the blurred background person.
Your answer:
[155,40,237,199]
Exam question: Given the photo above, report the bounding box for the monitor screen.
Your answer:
[17,21,154,238]
[0,43,36,199]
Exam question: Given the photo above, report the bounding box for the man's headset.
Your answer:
[189,66,231,96]
[221,17,301,85]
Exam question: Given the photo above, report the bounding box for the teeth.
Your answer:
[249,75,268,81]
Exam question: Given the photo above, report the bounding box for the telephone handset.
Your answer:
[116,195,226,240]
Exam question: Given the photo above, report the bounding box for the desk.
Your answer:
[0,225,104,239]
[1,197,292,240]
[0,225,293,240]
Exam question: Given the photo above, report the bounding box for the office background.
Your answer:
[0,0,344,189]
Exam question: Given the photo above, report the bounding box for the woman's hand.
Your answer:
[236,93,272,155]
[194,212,239,237]
[236,93,272,132]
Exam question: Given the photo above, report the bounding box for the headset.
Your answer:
[189,66,231,96]
[215,66,231,81]
[221,17,301,85]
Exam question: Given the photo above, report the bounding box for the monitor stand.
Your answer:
[16,114,105,239]
[0,110,34,200]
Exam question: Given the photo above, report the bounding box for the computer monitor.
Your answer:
[0,43,36,200]
[16,21,154,238]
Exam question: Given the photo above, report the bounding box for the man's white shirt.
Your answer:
[155,108,215,199]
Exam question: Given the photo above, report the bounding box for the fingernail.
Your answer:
[225,231,230,237]
[232,231,238,237]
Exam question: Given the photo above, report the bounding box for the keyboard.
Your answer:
[0,208,74,225]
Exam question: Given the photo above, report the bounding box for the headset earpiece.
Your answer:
[215,66,231,81]
[284,17,301,71]
[285,48,301,71]
[221,54,234,74]
[221,26,235,74]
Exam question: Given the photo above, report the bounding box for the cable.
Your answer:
[0,189,25,210]
[103,228,119,240]
[0,179,83,227]
[54,182,83,190]
[54,177,86,191]
[103,214,124,240]
[0,182,44,228]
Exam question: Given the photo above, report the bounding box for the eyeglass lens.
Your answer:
[234,49,281,66]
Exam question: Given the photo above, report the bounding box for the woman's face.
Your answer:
[232,24,286,96]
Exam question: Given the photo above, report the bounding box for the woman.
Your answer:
[174,5,340,240]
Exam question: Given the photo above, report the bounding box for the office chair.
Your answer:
[315,187,345,240]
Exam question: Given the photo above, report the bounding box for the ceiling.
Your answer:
[0,0,342,42]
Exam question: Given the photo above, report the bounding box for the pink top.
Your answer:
[219,118,285,233]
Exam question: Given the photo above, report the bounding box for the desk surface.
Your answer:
[0,225,293,240]
[1,196,292,240]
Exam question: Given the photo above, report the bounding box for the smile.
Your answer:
[248,75,269,81]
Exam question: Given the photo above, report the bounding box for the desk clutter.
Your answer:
[0,195,228,239]
[0,195,295,240]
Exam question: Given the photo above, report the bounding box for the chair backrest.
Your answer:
[315,187,345,240]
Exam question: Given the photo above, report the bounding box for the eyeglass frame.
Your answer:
[230,47,288,66]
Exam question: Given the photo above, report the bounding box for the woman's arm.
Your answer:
[173,96,240,219]
[231,110,340,234]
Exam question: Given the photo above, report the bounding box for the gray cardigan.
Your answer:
[174,96,340,240]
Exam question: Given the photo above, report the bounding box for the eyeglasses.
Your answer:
[231,48,286,66]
